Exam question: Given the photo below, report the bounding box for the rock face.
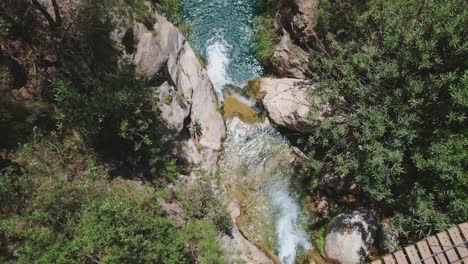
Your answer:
[272,29,310,79]
[133,22,169,78]
[324,210,378,264]
[219,201,274,264]
[259,78,314,132]
[268,0,321,77]
[157,81,190,132]
[289,0,320,43]
[129,13,225,171]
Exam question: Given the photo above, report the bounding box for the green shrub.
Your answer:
[182,220,226,264]
[51,63,182,181]
[301,0,468,244]
[313,223,328,254]
[175,176,232,234]
[253,14,277,66]
[156,0,182,23]
[68,195,187,263]
[126,0,154,26]
[0,136,188,263]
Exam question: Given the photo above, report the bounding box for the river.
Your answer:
[180,1,312,263]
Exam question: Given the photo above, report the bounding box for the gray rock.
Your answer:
[272,29,311,79]
[290,0,320,43]
[259,78,314,132]
[129,13,225,171]
[325,210,378,264]
[157,81,190,132]
[133,22,169,77]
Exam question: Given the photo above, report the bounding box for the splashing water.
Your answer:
[206,33,232,97]
[181,0,312,262]
[220,118,312,264]
[180,0,263,88]
[269,181,312,264]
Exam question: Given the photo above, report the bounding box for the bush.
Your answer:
[125,0,154,26]
[253,3,277,66]
[67,195,187,263]
[182,220,226,264]
[253,16,276,66]
[302,0,467,244]
[175,176,232,234]
[0,136,188,263]
[51,63,183,181]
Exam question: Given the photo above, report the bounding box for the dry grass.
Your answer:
[223,96,258,123]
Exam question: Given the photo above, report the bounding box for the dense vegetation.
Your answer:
[253,0,279,66]
[0,133,229,263]
[1,0,229,263]
[0,135,188,263]
[301,0,467,247]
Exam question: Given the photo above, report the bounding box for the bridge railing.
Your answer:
[371,223,467,264]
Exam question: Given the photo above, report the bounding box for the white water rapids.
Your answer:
[188,3,312,262]
[206,33,232,98]
[217,118,312,263]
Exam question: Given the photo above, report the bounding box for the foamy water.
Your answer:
[180,0,262,86]
[206,33,232,98]
[269,182,312,264]
[181,0,311,262]
[220,118,312,264]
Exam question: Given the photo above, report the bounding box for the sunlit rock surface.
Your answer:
[260,78,314,132]
[129,13,226,171]
[325,210,378,264]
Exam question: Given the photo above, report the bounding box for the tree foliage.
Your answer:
[0,0,229,262]
[51,64,182,181]
[0,135,188,263]
[303,0,467,244]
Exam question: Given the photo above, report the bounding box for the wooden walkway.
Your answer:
[372,223,468,264]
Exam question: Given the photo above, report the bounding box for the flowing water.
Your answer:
[180,0,263,96]
[219,119,312,263]
[180,1,312,263]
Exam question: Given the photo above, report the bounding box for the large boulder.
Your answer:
[324,210,378,264]
[272,29,310,79]
[163,18,225,153]
[259,78,314,132]
[113,13,225,171]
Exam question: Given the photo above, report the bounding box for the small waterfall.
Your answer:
[206,33,232,98]
[220,118,312,264]
[181,0,312,262]
[269,181,312,264]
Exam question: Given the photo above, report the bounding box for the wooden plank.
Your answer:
[427,235,449,264]
[371,260,383,264]
[451,256,468,264]
[416,240,435,264]
[393,250,409,264]
[448,226,468,258]
[404,245,421,263]
[383,254,397,264]
[459,223,468,240]
[437,231,459,262]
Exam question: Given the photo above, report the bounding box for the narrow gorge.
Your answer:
[179,0,312,263]
[1,0,465,263]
